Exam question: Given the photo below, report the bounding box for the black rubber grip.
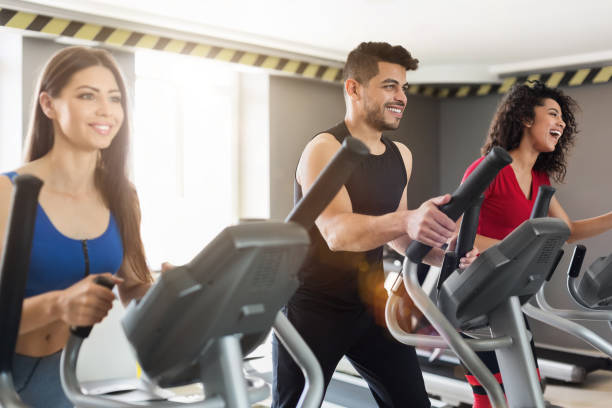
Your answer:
[437,252,458,290]
[70,276,116,339]
[405,147,512,263]
[568,244,586,278]
[530,185,556,219]
[455,195,484,266]
[286,136,369,229]
[0,174,43,373]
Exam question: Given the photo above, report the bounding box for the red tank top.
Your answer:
[462,156,551,240]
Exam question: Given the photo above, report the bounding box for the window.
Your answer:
[134,50,238,268]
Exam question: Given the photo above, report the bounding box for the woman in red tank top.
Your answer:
[462,81,612,408]
[465,81,612,251]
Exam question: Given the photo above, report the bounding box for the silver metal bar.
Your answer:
[523,303,612,358]
[536,286,612,320]
[417,347,587,383]
[272,312,324,408]
[401,259,507,408]
[489,297,544,408]
[421,371,473,407]
[385,294,514,351]
[538,358,586,383]
[61,334,268,407]
[0,372,29,407]
[212,335,251,408]
[61,335,157,407]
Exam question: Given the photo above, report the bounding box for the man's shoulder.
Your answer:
[391,140,410,153]
[306,132,342,152]
[391,141,412,162]
[298,133,342,174]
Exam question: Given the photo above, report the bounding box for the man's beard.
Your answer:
[364,102,400,131]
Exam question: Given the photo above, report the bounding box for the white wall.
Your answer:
[0,31,23,170]
[268,75,345,220]
[238,72,270,220]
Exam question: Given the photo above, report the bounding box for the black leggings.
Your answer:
[272,294,431,408]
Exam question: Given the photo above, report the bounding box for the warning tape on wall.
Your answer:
[406,68,612,99]
[0,7,344,83]
[2,6,612,96]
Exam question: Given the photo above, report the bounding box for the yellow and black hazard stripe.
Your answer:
[0,7,344,83]
[3,7,612,96]
[409,67,612,99]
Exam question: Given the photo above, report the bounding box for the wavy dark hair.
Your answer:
[342,42,418,84]
[24,46,151,283]
[481,81,579,182]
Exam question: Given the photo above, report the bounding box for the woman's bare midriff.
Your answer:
[16,320,70,357]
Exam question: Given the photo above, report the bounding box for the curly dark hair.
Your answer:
[481,81,579,182]
[342,42,418,84]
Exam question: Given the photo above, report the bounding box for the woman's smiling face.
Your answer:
[524,97,566,153]
[43,65,124,152]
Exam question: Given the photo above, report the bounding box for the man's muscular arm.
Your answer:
[297,134,455,254]
[386,142,447,266]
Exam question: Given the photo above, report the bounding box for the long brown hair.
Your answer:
[25,46,151,283]
[481,81,579,183]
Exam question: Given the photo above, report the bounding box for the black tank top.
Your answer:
[294,121,407,307]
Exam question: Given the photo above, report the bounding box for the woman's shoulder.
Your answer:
[534,169,552,185]
[0,169,19,194]
[0,162,49,204]
[461,156,486,183]
[1,163,42,186]
[0,172,15,225]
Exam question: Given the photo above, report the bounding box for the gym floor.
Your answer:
[544,370,612,408]
[250,370,612,407]
[160,359,612,407]
[250,338,612,408]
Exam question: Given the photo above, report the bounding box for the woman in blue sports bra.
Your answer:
[0,46,153,407]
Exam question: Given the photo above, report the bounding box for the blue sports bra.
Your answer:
[3,172,124,297]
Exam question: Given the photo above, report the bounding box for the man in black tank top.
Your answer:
[272,43,477,408]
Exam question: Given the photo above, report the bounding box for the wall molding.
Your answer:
[0,5,344,83]
[2,4,612,97]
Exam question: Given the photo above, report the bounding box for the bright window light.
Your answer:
[134,50,238,268]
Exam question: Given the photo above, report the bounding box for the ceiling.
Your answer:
[8,0,612,84]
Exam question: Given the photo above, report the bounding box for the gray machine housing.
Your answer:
[122,221,310,387]
[438,218,569,330]
[576,254,612,308]
[389,218,570,407]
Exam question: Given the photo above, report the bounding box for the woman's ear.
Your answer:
[522,118,533,128]
[39,92,56,119]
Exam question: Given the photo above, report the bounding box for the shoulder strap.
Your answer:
[319,121,350,144]
[1,171,18,184]
[382,137,407,184]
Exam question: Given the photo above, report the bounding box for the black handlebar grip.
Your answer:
[568,244,586,279]
[437,252,458,290]
[70,276,116,339]
[0,174,43,373]
[286,136,369,229]
[455,195,484,266]
[530,185,556,219]
[405,147,512,263]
